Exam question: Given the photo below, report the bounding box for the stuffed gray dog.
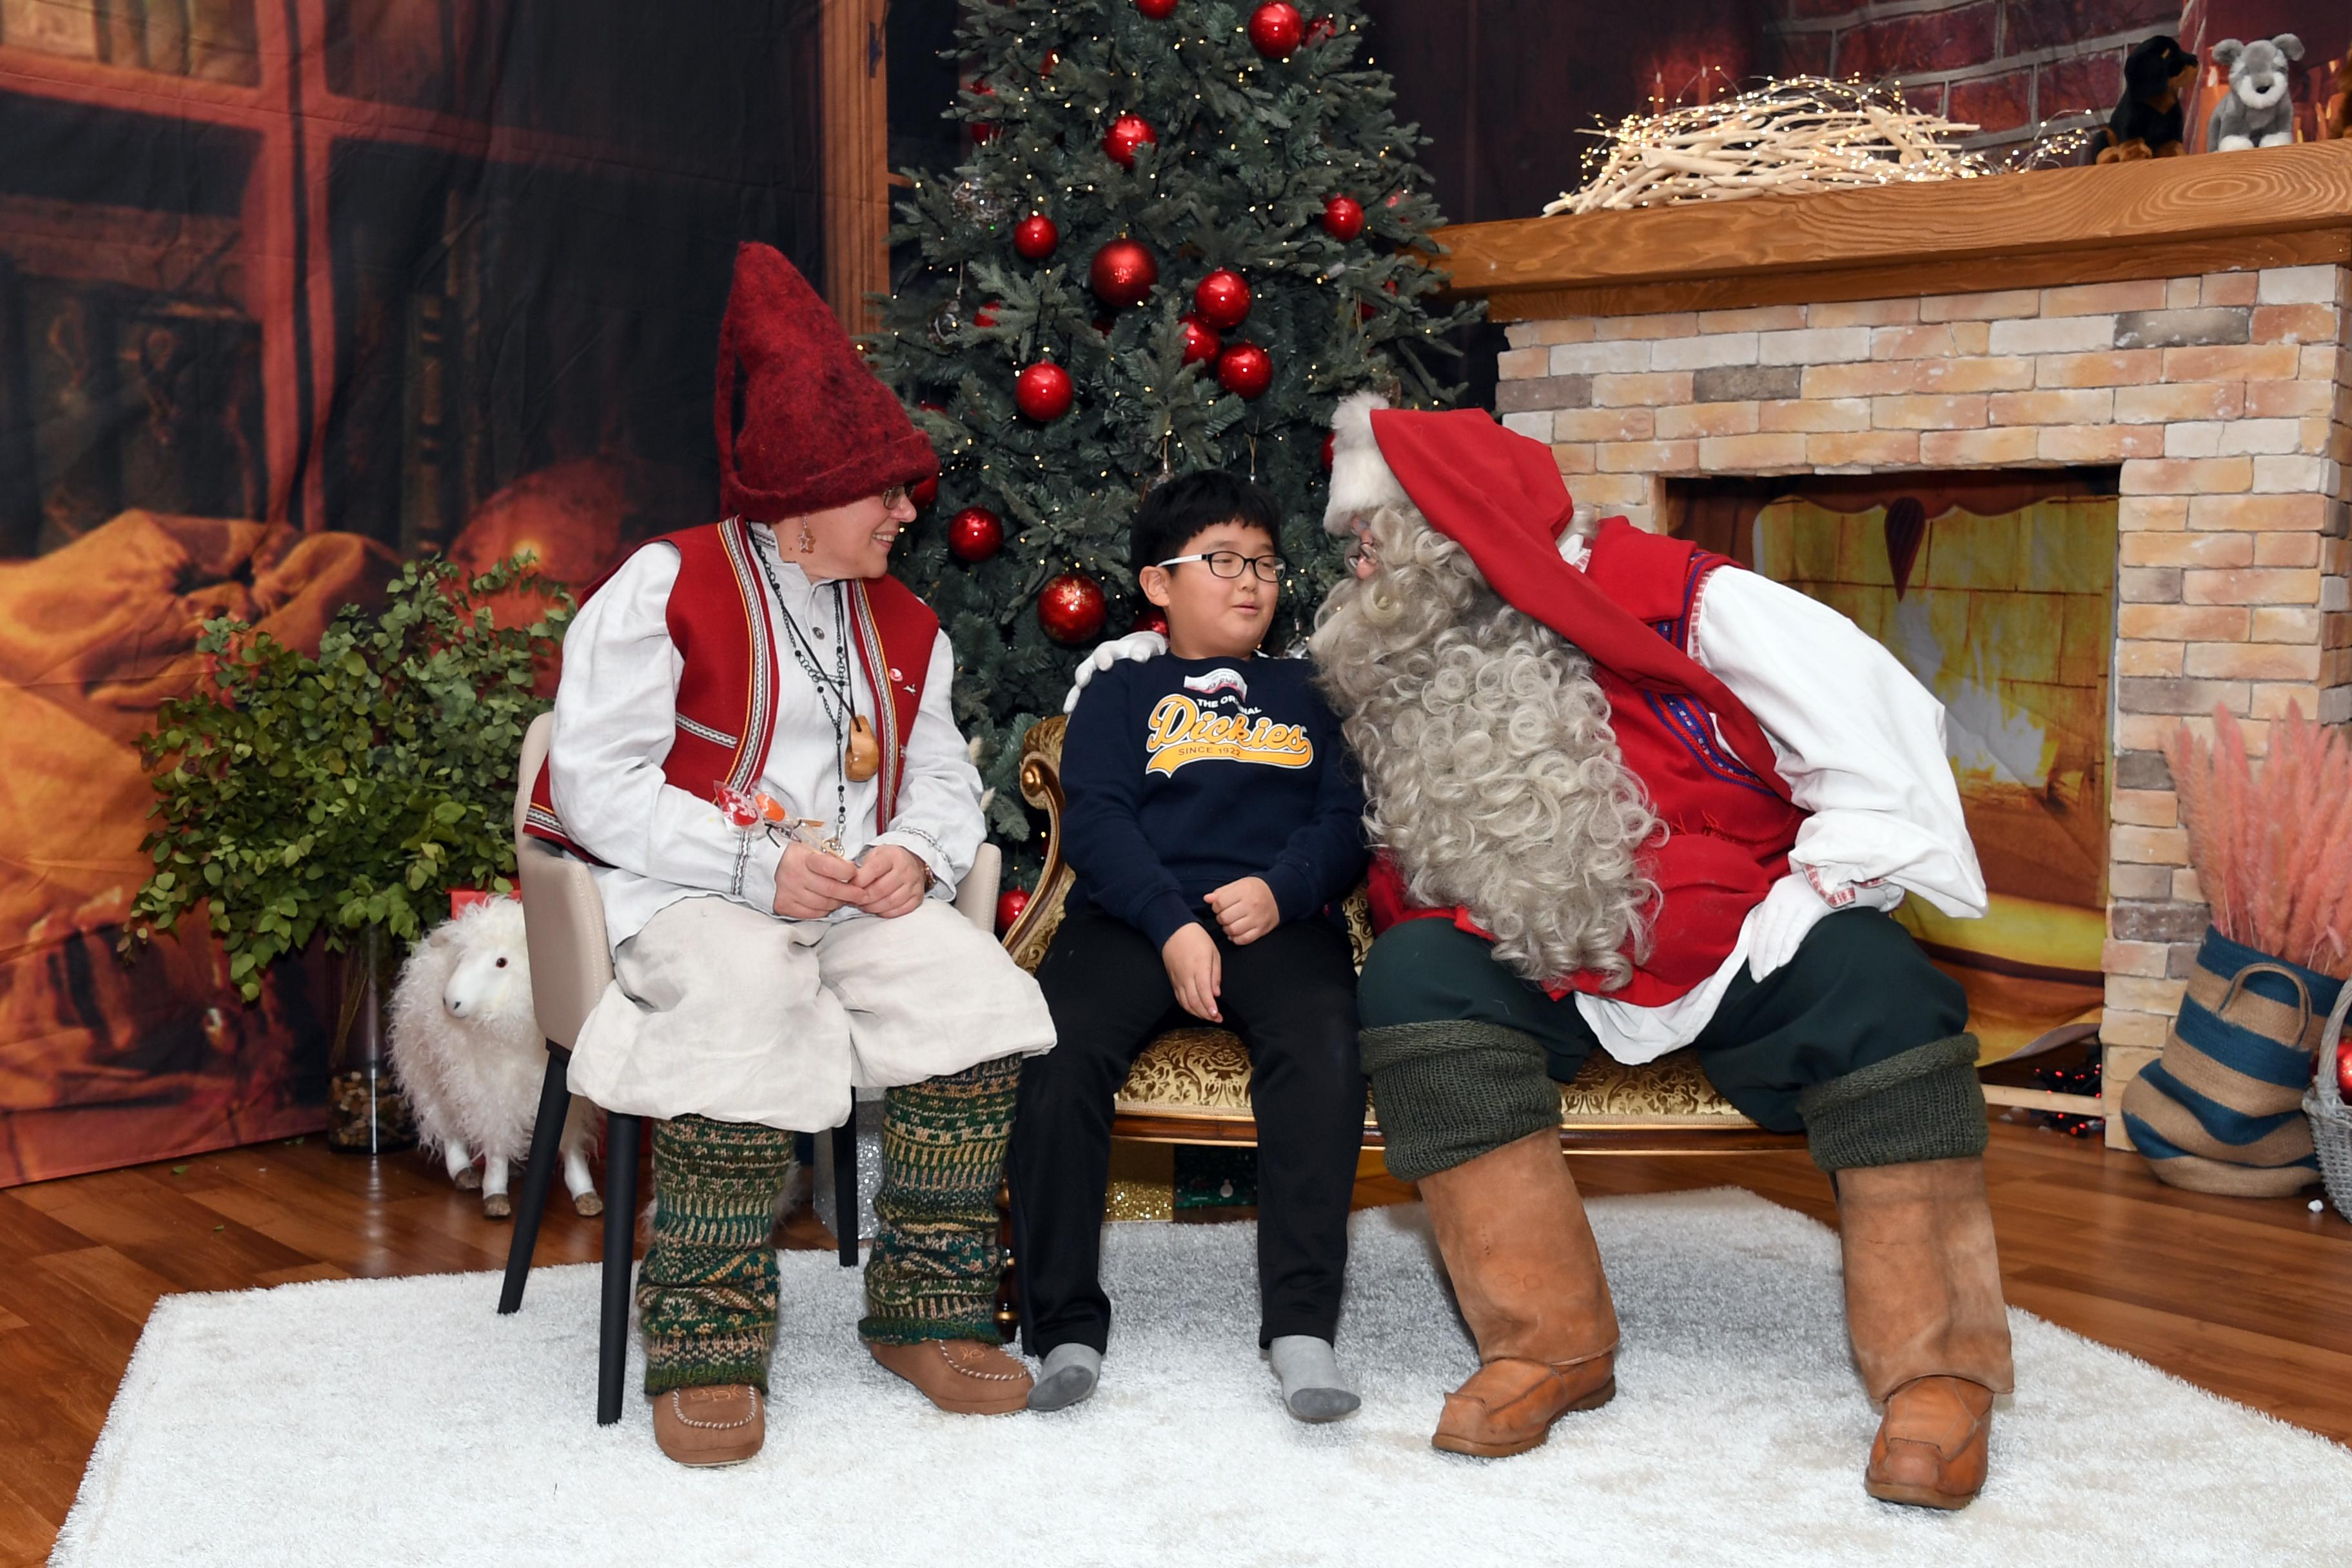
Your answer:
[2208,35,2305,150]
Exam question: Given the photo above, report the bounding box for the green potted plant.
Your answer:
[122,554,573,1153]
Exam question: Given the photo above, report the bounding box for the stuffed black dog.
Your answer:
[2092,35,2200,162]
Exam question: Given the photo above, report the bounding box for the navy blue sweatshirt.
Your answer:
[1061,652,1367,950]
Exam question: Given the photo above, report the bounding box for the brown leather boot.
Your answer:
[650,1383,765,1467]
[1416,1129,1618,1458]
[865,1338,1034,1414]
[1837,1157,2013,1509]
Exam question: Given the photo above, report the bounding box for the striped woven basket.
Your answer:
[2304,979,2352,1223]
[2121,926,2335,1197]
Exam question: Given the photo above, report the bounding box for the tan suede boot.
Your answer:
[1837,1157,2014,1509]
[1416,1129,1619,1458]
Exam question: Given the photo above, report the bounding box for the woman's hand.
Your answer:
[849,845,930,919]
[772,840,860,920]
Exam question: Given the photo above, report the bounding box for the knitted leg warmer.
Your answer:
[860,1055,1023,1346]
[1360,1022,1561,1184]
[1799,1034,1988,1173]
[637,1113,798,1394]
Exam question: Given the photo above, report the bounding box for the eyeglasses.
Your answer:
[879,484,912,507]
[1155,551,1288,583]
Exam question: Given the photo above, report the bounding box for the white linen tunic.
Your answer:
[544,525,1055,1128]
[1563,537,1988,1063]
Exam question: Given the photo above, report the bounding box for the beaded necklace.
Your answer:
[753,534,856,856]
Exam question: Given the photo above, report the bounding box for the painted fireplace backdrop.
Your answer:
[1675,473,2117,1058]
[0,0,828,1185]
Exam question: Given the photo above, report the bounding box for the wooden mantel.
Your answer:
[1431,141,2352,320]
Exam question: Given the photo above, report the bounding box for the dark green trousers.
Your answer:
[1357,909,1981,1174]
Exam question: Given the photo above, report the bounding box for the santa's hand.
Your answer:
[1061,631,1168,713]
[1746,874,1835,983]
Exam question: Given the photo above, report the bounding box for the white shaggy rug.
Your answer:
[55,1189,2346,1567]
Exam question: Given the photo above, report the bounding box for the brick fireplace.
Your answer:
[1435,143,2352,1141]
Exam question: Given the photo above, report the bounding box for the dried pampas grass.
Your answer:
[2168,703,2352,977]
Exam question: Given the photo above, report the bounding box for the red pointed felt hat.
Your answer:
[714,242,937,520]
[1354,402,1788,793]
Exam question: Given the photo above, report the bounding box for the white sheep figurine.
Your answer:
[388,896,603,1219]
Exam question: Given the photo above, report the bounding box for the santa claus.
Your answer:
[1309,392,2007,1507]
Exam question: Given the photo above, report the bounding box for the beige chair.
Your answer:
[1001,715,1802,1157]
[495,711,1002,1424]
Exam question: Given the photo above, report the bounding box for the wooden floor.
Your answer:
[3,1114,2348,1565]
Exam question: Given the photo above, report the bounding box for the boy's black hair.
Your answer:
[1129,469,1282,576]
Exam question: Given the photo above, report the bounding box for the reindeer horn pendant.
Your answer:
[845,712,881,783]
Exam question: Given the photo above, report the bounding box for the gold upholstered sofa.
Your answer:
[999,716,1803,1159]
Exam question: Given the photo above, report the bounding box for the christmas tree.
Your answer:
[865,0,1478,867]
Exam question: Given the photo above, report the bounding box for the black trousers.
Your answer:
[1010,908,1365,1353]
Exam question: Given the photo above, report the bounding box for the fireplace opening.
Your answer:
[1664,467,2123,1063]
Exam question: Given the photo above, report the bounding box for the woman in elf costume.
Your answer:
[528,243,1056,1466]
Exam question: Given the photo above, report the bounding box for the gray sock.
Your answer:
[1269,1335,1359,1422]
[1028,1343,1101,1412]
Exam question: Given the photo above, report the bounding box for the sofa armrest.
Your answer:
[1001,716,1075,972]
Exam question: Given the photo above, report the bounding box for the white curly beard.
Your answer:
[1310,503,1658,991]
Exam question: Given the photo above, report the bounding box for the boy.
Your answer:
[1008,470,1369,1421]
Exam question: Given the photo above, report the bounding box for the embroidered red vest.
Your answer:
[1368,520,1808,1008]
[524,517,939,861]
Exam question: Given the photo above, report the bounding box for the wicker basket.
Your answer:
[2306,981,2352,1224]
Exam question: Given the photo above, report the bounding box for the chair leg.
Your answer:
[597,1112,642,1426]
[832,1114,858,1267]
[496,1044,573,1315]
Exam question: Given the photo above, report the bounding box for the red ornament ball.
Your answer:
[2338,1038,2352,1100]
[946,507,1004,565]
[1248,2,1305,57]
[1089,239,1159,309]
[1134,0,1177,16]
[1306,13,1337,43]
[1216,341,1273,399]
[1015,360,1075,422]
[1039,573,1108,644]
[1322,195,1366,240]
[1319,430,1335,470]
[1193,268,1252,330]
[968,81,997,142]
[1013,213,1059,261]
[973,300,1003,328]
[1104,113,1158,169]
[910,475,939,508]
[1179,314,1222,366]
[1131,607,1170,637]
[995,886,1031,937]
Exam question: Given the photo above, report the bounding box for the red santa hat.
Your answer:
[715,242,938,520]
[1322,392,1788,795]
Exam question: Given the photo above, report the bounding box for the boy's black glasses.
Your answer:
[1155,550,1288,582]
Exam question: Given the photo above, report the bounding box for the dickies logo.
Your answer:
[1144,693,1313,776]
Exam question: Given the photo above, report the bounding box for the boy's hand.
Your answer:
[1161,922,1223,1023]
[773,840,859,920]
[1204,876,1280,946]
